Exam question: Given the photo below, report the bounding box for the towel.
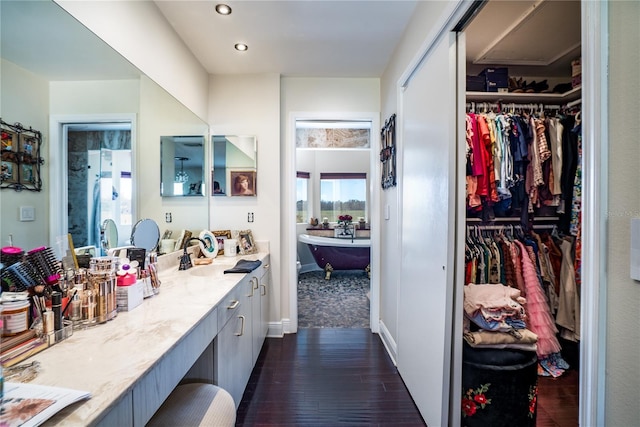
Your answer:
[223,259,262,274]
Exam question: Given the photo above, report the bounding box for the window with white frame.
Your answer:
[296,171,310,223]
[320,172,366,223]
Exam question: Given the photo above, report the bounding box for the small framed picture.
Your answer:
[1,130,16,151]
[1,161,17,183]
[229,170,257,196]
[20,135,36,158]
[20,164,35,184]
[213,229,232,255]
[233,229,257,255]
[174,230,193,252]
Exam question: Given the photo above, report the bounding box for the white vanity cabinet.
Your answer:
[214,274,253,407]
[214,256,271,408]
[33,251,271,426]
[250,256,270,366]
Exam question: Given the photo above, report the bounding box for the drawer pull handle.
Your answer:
[263,264,270,270]
[253,277,259,290]
[235,315,246,336]
[247,281,254,297]
[260,283,267,296]
[227,300,239,310]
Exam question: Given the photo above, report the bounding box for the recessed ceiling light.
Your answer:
[215,4,232,15]
[235,43,248,52]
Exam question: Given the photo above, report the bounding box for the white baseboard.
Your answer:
[378,320,398,366]
[267,320,285,338]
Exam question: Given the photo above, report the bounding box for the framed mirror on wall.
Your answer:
[160,135,206,197]
[211,135,257,197]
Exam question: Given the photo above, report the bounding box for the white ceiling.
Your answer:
[153,0,419,77]
[465,0,581,78]
[1,0,580,84]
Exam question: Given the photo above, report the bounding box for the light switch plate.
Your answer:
[20,206,35,221]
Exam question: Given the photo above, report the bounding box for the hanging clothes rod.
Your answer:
[565,98,582,108]
[466,224,557,231]
[465,102,562,113]
[466,216,560,223]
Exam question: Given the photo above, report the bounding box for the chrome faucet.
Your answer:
[178,237,209,271]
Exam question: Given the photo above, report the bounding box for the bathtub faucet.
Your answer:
[341,224,355,243]
[178,237,210,271]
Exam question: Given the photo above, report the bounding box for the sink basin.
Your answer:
[188,265,224,278]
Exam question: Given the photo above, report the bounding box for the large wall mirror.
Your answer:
[212,135,257,197]
[161,136,205,197]
[1,0,209,255]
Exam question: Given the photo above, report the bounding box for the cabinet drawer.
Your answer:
[217,278,248,327]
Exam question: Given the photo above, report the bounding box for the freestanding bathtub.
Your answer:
[298,233,370,279]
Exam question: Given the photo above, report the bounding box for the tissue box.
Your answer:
[116,280,144,312]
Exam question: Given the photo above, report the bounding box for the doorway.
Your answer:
[288,113,381,333]
[49,114,136,258]
[460,1,582,425]
[393,0,605,425]
[66,123,132,252]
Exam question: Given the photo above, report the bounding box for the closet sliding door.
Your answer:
[397,31,460,427]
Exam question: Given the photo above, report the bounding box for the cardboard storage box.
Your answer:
[466,75,486,92]
[480,67,509,92]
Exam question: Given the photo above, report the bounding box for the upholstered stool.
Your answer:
[147,383,236,427]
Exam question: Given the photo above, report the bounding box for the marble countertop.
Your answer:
[26,250,268,426]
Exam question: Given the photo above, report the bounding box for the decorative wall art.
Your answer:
[1,119,44,192]
[230,170,257,196]
[380,114,397,189]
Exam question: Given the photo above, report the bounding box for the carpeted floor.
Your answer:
[297,270,370,328]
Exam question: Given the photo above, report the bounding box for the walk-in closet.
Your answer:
[461,1,581,425]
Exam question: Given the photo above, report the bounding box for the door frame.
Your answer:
[286,111,381,334]
[49,114,137,258]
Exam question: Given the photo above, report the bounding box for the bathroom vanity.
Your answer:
[24,249,270,426]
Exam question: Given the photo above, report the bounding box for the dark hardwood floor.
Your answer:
[536,369,579,426]
[237,328,579,426]
[236,328,426,426]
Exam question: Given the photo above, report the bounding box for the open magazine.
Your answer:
[0,382,91,427]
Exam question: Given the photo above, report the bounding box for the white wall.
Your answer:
[208,73,281,327]
[606,1,640,425]
[0,60,50,251]
[378,0,452,354]
[50,80,140,114]
[55,0,209,121]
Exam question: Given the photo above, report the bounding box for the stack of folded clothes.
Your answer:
[463,283,538,352]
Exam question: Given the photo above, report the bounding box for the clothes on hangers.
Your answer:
[465,226,574,377]
[465,108,582,231]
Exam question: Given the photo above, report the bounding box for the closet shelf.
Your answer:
[466,86,581,104]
